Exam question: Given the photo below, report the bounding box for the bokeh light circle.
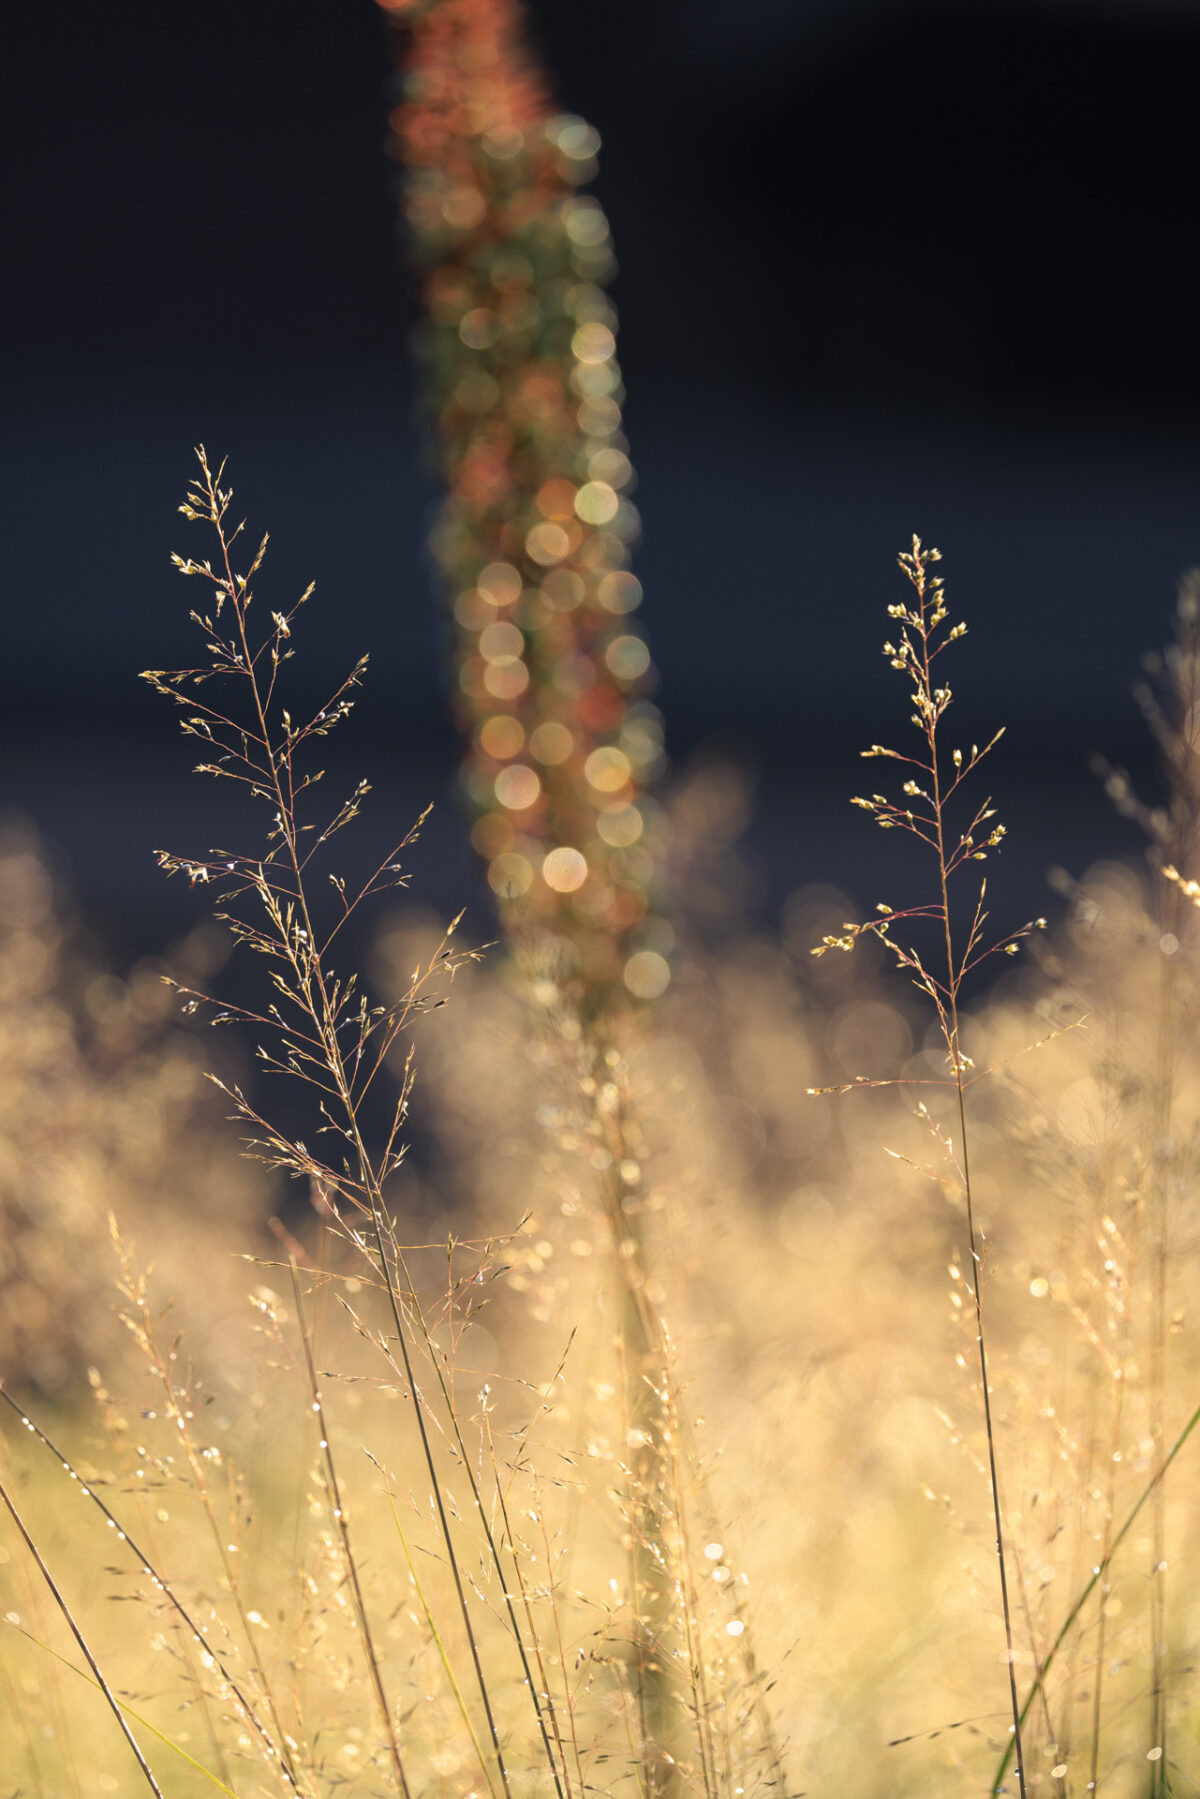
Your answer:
[542,847,588,892]
[623,950,670,999]
[494,765,541,810]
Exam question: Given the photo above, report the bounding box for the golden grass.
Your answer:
[2,471,1199,1798]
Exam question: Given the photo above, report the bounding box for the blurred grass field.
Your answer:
[3,781,1200,1794]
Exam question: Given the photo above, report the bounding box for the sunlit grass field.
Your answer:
[2,486,1199,1797]
[4,5,1200,1792]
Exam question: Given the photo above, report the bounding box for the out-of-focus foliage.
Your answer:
[5,795,1200,1793]
[0,824,265,1394]
[379,0,667,1004]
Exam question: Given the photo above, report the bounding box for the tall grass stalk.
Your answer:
[143,447,576,1794]
[814,538,1045,1796]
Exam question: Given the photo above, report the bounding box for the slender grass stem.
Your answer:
[357,1189,565,1797]
[990,1395,1200,1795]
[528,1470,588,1797]
[952,1069,1027,1797]
[289,1262,411,1797]
[484,1412,574,1797]
[5,1623,245,1797]
[0,1469,166,1798]
[917,566,1025,1798]
[818,540,1046,1794]
[375,1464,501,1799]
[0,1387,297,1790]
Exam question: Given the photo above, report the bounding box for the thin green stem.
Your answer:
[0,1388,297,1790]
[990,1395,1200,1795]
[0,1470,165,1798]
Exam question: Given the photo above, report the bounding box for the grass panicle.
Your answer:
[813,537,1047,1797]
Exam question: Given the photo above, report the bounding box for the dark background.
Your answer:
[6,0,1200,966]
